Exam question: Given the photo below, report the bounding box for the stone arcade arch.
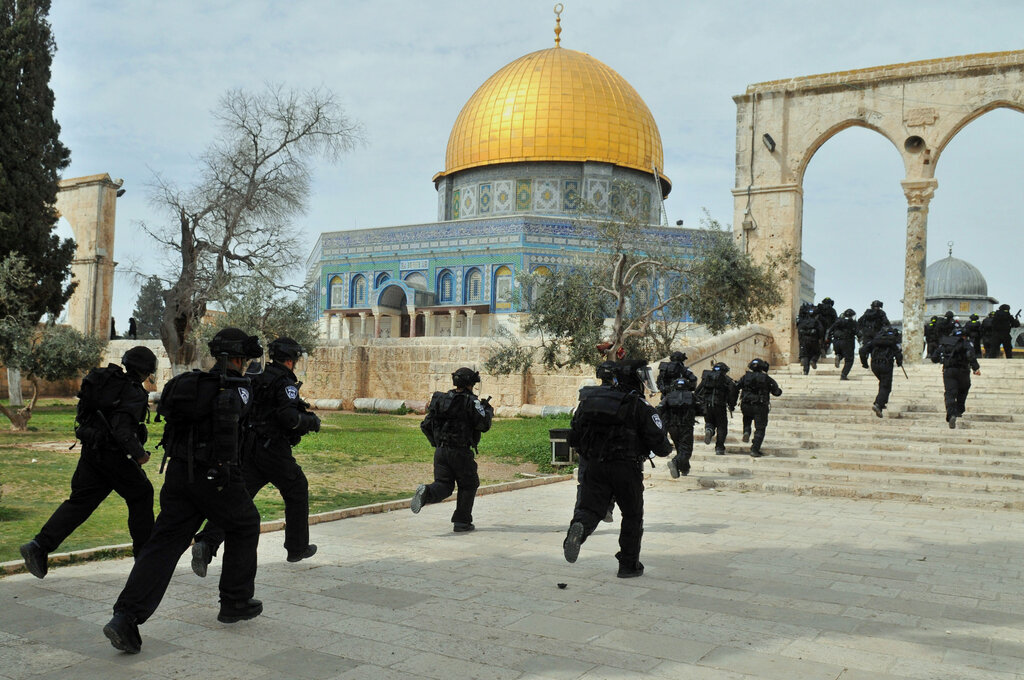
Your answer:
[54,174,123,338]
[732,51,1024,363]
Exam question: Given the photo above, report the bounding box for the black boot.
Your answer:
[191,540,212,577]
[103,611,142,654]
[287,544,318,562]
[19,540,47,579]
[217,598,263,623]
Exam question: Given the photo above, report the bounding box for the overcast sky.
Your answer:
[47,0,1024,329]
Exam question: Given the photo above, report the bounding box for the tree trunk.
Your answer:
[1,380,37,431]
[6,367,23,407]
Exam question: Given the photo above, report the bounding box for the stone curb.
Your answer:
[0,473,572,578]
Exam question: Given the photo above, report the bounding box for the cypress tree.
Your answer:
[0,0,75,324]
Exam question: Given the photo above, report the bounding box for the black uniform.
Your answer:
[826,315,858,379]
[860,327,903,415]
[991,306,1021,358]
[924,316,941,359]
[656,360,698,476]
[931,332,980,427]
[965,315,983,356]
[797,315,825,374]
[736,369,782,456]
[980,313,997,358]
[417,388,493,528]
[110,366,260,629]
[695,367,738,454]
[26,365,153,572]
[817,301,838,353]
[935,314,954,341]
[565,382,671,574]
[857,307,890,345]
[195,361,319,560]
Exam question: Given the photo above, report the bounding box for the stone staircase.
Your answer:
[685,357,1024,510]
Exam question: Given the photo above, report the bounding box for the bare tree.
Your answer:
[144,85,361,372]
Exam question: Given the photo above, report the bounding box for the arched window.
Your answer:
[465,268,483,303]
[404,272,427,291]
[351,274,367,307]
[375,272,391,288]
[529,265,552,305]
[494,265,513,311]
[438,270,454,303]
[329,275,344,309]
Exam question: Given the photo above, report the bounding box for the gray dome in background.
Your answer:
[925,255,988,298]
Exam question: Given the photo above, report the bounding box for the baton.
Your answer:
[900,365,908,380]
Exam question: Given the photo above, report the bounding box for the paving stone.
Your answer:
[253,647,361,678]
[697,645,845,680]
[319,583,434,609]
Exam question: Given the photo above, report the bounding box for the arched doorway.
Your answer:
[733,50,1024,362]
[378,284,410,338]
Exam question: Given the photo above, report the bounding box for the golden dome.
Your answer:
[437,46,670,194]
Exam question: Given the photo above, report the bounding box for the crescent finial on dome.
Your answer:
[554,3,563,47]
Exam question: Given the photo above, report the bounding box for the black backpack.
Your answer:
[74,365,130,448]
[570,387,638,461]
[422,391,476,448]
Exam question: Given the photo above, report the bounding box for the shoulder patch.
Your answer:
[238,387,250,405]
[285,385,299,400]
[652,413,663,429]
[474,400,487,416]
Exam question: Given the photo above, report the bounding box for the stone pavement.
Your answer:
[2,479,1024,680]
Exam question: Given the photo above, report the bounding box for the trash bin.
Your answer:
[549,428,574,465]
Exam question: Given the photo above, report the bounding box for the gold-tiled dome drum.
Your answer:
[440,47,668,187]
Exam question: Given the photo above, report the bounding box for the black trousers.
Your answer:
[571,457,645,567]
[835,339,856,378]
[664,410,694,469]
[422,446,479,525]
[970,337,982,355]
[942,367,972,420]
[704,404,730,451]
[799,339,821,374]
[34,449,153,555]
[112,458,260,624]
[872,364,894,409]
[990,334,1013,359]
[196,438,310,554]
[741,403,769,451]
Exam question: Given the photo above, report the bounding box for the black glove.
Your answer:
[301,412,321,434]
[205,465,231,490]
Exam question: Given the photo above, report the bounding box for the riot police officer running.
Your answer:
[736,359,782,457]
[696,362,738,455]
[860,325,903,418]
[192,337,321,575]
[797,306,825,374]
[857,300,890,346]
[931,326,980,429]
[817,298,838,354]
[103,329,264,654]
[827,309,858,379]
[656,352,698,478]
[411,367,494,532]
[965,313,983,355]
[20,347,157,579]
[924,315,941,359]
[990,303,1021,358]
[563,359,670,578]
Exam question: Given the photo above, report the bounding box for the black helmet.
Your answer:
[615,359,654,393]
[712,362,729,373]
[999,303,1011,311]
[989,310,996,317]
[122,346,157,378]
[209,327,263,359]
[452,367,481,389]
[871,300,883,309]
[945,311,954,319]
[269,337,305,362]
[820,297,834,306]
[843,308,855,318]
[929,315,938,323]
[595,361,617,384]
[669,351,687,363]
[970,313,979,320]
[748,358,768,372]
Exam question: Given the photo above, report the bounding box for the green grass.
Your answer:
[0,407,570,564]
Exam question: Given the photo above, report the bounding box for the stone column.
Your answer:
[423,310,433,337]
[373,312,382,338]
[358,312,368,338]
[465,310,476,337]
[901,178,938,364]
[408,308,417,338]
[341,316,351,340]
[449,309,458,337]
